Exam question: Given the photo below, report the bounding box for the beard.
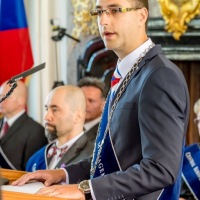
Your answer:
[45,123,58,142]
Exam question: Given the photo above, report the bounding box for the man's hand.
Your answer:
[11,169,66,186]
[36,184,85,199]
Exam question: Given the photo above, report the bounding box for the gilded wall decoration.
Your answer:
[158,0,200,40]
[71,0,99,39]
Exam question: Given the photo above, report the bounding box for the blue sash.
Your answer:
[90,93,120,178]
[26,146,47,172]
[182,144,200,199]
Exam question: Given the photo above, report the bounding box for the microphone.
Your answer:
[0,63,46,103]
[7,62,46,84]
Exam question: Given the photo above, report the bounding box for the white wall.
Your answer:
[24,0,68,124]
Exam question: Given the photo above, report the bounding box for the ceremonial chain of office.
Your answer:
[90,43,155,177]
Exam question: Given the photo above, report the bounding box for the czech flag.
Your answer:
[0,0,34,85]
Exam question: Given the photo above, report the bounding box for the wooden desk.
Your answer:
[0,168,76,200]
[0,168,26,183]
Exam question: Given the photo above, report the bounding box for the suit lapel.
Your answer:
[55,133,88,168]
[0,119,3,132]
[0,113,27,145]
[111,45,162,106]
[84,123,99,140]
[45,142,55,166]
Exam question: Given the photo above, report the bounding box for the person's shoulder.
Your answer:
[24,114,44,128]
[32,145,47,156]
[85,123,99,136]
[26,145,47,172]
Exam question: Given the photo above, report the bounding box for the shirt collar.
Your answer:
[55,131,84,149]
[4,109,25,127]
[84,116,101,132]
[117,38,153,79]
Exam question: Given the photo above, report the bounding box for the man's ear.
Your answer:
[17,95,26,107]
[137,7,148,27]
[74,109,83,124]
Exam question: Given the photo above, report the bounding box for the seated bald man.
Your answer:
[26,85,95,171]
[0,81,47,170]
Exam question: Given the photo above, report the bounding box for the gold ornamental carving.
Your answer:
[158,0,200,40]
[71,0,99,39]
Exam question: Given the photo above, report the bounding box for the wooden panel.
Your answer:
[0,168,26,183]
[2,190,68,200]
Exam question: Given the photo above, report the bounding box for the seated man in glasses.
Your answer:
[180,98,200,200]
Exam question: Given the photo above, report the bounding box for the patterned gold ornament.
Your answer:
[71,0,99,39]
[158,0,200,40]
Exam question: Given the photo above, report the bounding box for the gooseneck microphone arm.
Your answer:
[0,82,17,103]
[0,62,46,103]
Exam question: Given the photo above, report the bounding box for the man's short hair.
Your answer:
[194,98,200,114]
[77,77,106,98]
[134,0,149,11]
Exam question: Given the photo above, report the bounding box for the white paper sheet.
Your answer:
[1,182,45,194]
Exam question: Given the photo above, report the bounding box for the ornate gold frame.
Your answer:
[71,0,99,39]
[158,0,200,40]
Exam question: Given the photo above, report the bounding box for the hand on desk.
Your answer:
[11,169,65,187]
[36,184,84,199]
[11,169,85,199]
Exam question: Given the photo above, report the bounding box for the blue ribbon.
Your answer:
[91,93,120,178]
[182,144,200,199]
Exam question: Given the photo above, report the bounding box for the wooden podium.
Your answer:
[0,168,76,200]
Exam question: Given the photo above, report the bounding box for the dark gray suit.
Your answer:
[0,113,47,170]
[66,45,190,199]
[54,127,98,168]
[26,126,98,171]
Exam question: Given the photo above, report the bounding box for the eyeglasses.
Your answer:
[90,7,141,17]
[194,117,200,124]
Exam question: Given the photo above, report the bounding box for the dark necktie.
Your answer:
[1,122,9,137]
[47,143,68,158]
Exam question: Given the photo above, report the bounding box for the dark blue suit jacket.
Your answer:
[66,45,190,200]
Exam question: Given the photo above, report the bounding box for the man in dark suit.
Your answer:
[12,0,190,199]
[78,77,106,140]
[0,81,47,170]
[26,85,96,171]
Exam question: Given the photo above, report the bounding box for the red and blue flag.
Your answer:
[0,0,33,85]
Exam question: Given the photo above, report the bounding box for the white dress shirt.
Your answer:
[48,131,84,169]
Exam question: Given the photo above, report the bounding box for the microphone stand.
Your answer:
[51,25,80,89]
[0,82,17,103]
[0,63,46,103]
